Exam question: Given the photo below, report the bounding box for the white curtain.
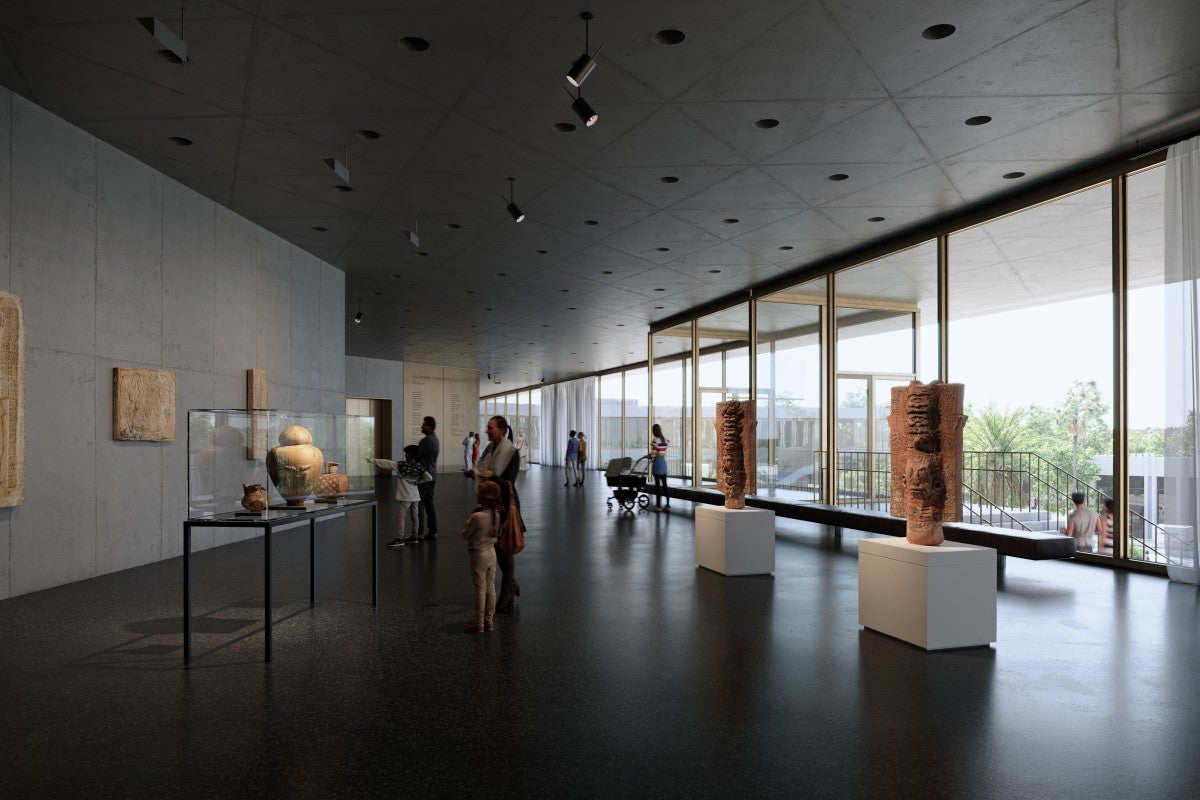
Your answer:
[539,377,597,467]
[1164,135,1200,582]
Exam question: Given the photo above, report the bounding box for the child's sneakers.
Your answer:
[385,537,406,547]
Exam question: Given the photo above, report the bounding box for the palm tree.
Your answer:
[963,404,1038,507]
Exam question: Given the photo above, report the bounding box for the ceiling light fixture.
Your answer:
[138,6,188,64]
[503,177,525,222]
[566,12,604,88]
[402,217,420,249]
[565,87,598,127]
[353,298,363,324]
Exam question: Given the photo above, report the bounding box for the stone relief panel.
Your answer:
[715,400,756,510]
[113,368,176,441]
[887,380,967,546]
[0,293,25,507]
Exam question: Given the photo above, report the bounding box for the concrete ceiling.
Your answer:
[2,0,1199,391]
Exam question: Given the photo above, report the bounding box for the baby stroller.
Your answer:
[605,455,652,512]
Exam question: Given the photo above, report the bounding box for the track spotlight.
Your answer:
[354,298,363,324]
[324,145,351,185]
[503,177,525,222]
[565,12,603,88]
[570,92,598,127]
[137,7,189,64]
[402,218,420,249]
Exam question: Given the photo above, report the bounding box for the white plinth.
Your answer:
[694,506,775,575]
[858,537,996,650]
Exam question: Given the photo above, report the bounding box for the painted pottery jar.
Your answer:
[314,462,349,501]
[241,483,269,513]
[266,424,324,506]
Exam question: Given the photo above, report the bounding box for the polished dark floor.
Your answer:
[2,466,1199,799]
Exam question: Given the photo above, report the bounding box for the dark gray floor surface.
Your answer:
[2,465,1198,799]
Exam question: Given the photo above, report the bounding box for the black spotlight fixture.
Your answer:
[503,177,525,222]
[566,12,604,88]
[137,7,189,64]
[353,298,363,324]
[566,87,598,127]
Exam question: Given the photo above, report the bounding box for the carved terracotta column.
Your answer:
[715,400,756,509]
[887,381,967,545]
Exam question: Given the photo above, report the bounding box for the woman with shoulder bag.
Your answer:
[465,415,523,611]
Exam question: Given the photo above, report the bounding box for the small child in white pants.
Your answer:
[376,445,432,547]
[463,481,501,632]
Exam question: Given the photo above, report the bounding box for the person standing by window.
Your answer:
[564,429,580,487]
[650,424,670,510]
[576,432,588,486]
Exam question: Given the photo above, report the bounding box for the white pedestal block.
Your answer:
[694,506,775,575]
[858,537,996,650]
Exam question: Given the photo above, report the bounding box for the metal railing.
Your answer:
[817,449,1168,563]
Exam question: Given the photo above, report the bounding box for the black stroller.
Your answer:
[605,455,652,512]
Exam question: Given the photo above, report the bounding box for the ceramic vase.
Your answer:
[241,483,269,512]
[314,462,349,501]
[266,424,324,506]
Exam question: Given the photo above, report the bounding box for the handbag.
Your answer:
[494,479,526,556]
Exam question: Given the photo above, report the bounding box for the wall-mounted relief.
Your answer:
[0,293,25,507]
[113,368,176,441]
[246,368,268,460]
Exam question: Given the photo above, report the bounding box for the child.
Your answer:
[463,481,502,633]
[375,445,432,547]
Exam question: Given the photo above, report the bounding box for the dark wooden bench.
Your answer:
[666,488,1076,568]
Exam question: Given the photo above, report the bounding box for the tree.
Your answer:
[1054,380,1109,476]
[963,403,1039,453]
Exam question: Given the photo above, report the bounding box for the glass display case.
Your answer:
[187,409,375,519]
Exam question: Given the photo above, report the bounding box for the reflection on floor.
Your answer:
[1,465,1197,798]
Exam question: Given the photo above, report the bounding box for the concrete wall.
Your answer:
[345,355,405,460]
[0,88,345,599]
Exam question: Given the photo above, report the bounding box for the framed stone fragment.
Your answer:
[0,292,25,507]
[246,368,268,460]
[113,368,176,441]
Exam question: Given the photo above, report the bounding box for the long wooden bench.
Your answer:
[667,487,1077,567]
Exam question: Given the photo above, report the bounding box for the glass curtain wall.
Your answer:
[599,372,623,468]
[697,303,750,484]
[650,322,694,483]
[834,242,935,509]
[624,368,649,458]
[949,183,1113,546]
[528,388,541,464]
[756,276,825,501]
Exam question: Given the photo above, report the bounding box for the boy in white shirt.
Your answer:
[376,445,433,547]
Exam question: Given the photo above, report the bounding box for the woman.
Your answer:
[462,432,475,471]
[650,424,670,509]
[465,415,522,610]
[576,432,588,486]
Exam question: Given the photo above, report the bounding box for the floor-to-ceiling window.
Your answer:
[624,367,649,458]
[697,303,749,485]
[650,322,693,483]
[599,372,623,468]
[950,183,1114,545]
[756,276,825,501]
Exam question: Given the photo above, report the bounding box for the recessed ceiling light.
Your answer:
[654,305,665,310]
[964,115,992,126]
[554,122,577,133]
[568,307,577,310]
[372,291,382,296]
[922,24,956,40]
[570,352,576,355]
[1003,171,1026,180]
[335,185,353,192]
[446,223,461,230]
[542,324,549,327]
[602,270,614,275]
[496,272,507,277]
[559,288,570,293]
[828,173,849,181]
[391,274,404,278]
[466,290,475,294]
[415,251,429,257]
[660,176,679,183]
[399,36,430,51]
[312,226,328,232]
[654,288,666,292]
[583,220,599,226]
[592,342,599,345]
[655,29,686,45]
[656,247,670,252]
[404,308,413,312]
[754,118,780,129]
[868,216,886,222]
[708,269,722,273]
[486,307,493,311]
[536,249,548,254]
[617,323,625,327]
[167,136,192,146]
[356,129,381,140]
[779,245,794,250]
[723,218,739,224]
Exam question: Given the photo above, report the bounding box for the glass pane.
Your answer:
[950,183,1113,543]
[652,358,691,480]
[528,389,541,464]
[697,303,749,485]
[757,276,825,501]
[599,372,623,469]
[625,368,649,458]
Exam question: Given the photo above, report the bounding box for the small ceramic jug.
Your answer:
[241,483,269,512]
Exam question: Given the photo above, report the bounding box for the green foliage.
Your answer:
[963,403,1039,453]
[1054,380,1109,475]
[189,414,213,449]
[1128,428,1165,456]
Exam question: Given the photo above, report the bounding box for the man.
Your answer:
[564,429,579,486]
[1061,491,1101,553]
[417,415,440,539]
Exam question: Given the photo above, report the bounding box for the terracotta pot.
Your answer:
[241,483,269,513]
[266,425,324,506]
[314,462,349,501]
